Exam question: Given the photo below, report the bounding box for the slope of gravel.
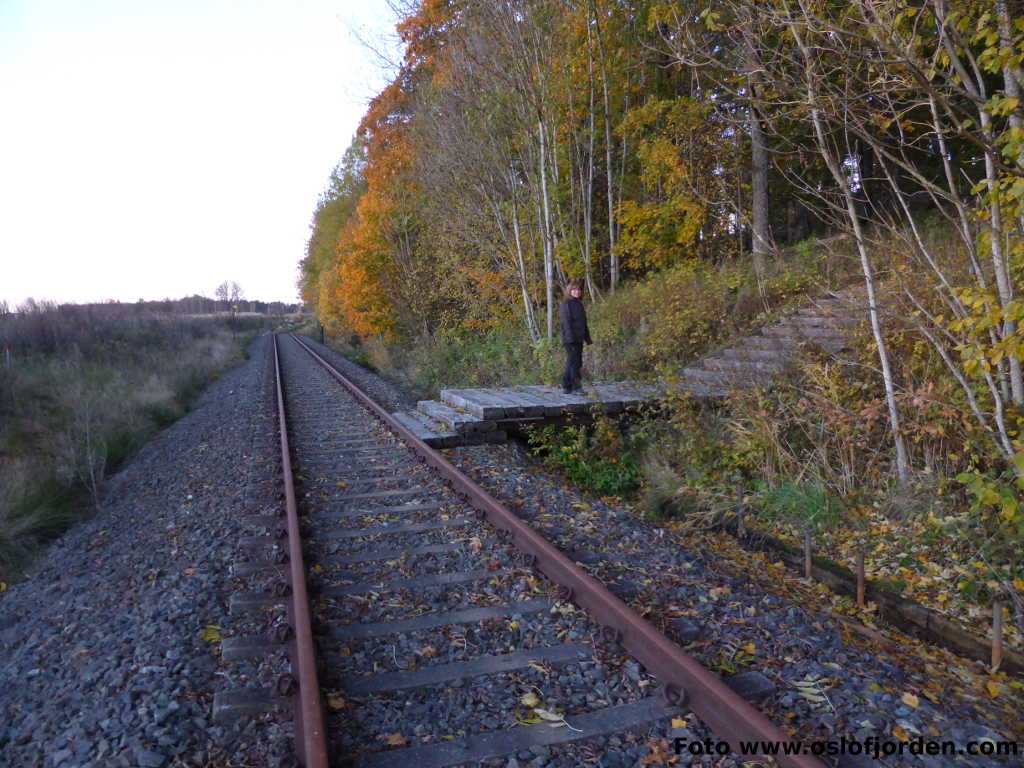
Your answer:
[0,334,288,768]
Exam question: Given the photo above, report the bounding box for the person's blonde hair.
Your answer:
[565,279,583,295]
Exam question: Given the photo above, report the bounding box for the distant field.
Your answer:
[0,305,297,583]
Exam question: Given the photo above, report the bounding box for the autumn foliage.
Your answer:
[298,0,1024,647]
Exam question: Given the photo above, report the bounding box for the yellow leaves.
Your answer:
[893,725,912,742]
[792,674,835,708]
[516,689,578,731]
[339,647,351,657]
[532,707,572,726]
[379,732,408,747]
[671,716,688,729]
[642,738,679,766]
[988,96,1020,118]
[985,680,1001,698]
[0,581,6,593]
[327,694,347,710]
[200,625,222,643]
[901,692,919,708]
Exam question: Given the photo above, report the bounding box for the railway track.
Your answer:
[229,333,824,767]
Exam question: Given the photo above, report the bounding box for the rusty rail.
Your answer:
[289,334,825,768]
[272,335,329,768]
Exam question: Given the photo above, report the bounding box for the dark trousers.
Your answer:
[561,342,583,392]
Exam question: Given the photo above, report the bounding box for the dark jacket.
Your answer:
[559,296,591,345]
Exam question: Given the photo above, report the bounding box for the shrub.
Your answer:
[526,416,643,497]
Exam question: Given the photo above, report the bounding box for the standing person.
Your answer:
[559,279,591,393]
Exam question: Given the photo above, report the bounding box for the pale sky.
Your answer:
[0,0,399,307]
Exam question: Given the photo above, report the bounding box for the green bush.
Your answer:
[526,418,643,497]
[758,481,844,534]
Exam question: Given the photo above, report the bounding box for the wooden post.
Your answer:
[856,550,866,609]
[803,529,812,580]
[735,483,744,539]
[992,597,1004,671]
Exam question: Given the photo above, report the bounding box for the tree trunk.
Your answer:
[589,0,618,292]
[935,1,1024,404]
[791,19,910,483]
[509,180,540,341]
[539,120,555,343]
[745,31,771,281]
[750,110,770,280]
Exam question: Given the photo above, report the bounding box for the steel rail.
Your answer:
[289,334,825,768]
[273,335,330,768]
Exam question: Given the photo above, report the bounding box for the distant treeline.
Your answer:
[1,296,300,317]
[0,297,302,355]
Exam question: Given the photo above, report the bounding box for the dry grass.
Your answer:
[0,310,279,583]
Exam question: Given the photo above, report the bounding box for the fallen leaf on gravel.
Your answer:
[901,693,919,708]
[893,725,911,742]
[533,707,565,725]
[520,692,540,707]
[327,695,346,710]
[420,645,438,658]
[671,716,688,729]
[643,738,677,765]
[986,681,1001,698]
[200,625,221,643]
[182,568,197,576]
[379,733,408,747]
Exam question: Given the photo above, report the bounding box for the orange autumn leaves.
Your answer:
[324,84,419,339]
